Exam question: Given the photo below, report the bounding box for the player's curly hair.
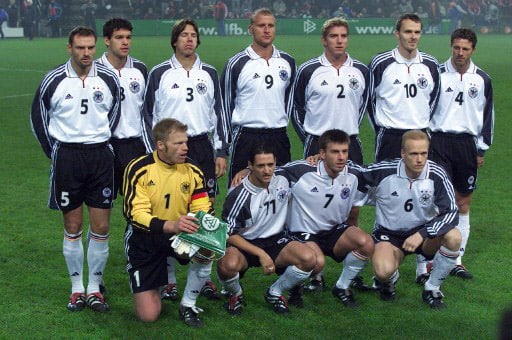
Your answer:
[103,17,133,39]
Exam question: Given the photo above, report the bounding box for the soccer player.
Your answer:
[362,130,461,309]
[141,18,228,300]
[30,26,121,312]
[368,13,440,162]
[123,118,215,326]
[429,28,494,279]
[97,17,148,198]
[217,143,315,315]
[221,8,296,184]
[282,129,374,307]
[292,17,369,165]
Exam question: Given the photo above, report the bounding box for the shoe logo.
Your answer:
[93,271,103,276]
[321,80,328,86]
[391,191,399,197]
[71,272,80,277]
[253,73,260,79]
[310,187,319,192]
[191,290,200,294]
[172,83,179,89]
[148,180,155,186]
[446,87,453,92]
[65,93,73,99]
[393,79,401,85]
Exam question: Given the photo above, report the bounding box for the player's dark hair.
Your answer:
[249,142,276,164]
[451,28,477,48]
[250,8,274,25]
[103,17,133,39]
[318,129,350,151]
[68,26,97,45]
[395,13,422,31]
[153,118,188,144]
[171,18,200,52]
[322,17,349,39]
[401,129,429,149]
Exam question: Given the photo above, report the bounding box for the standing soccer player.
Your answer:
[221,8,296,184]
[429,28,494,279]
[292,17,369,165]
[97,17,148,198]
[141,18,228,301]
[30,26,120,312]
[368,13,440,162]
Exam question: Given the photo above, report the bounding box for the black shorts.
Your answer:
[229,127,291,185]
[290,224,349,263]
[430,132,478,194]
[110,137,146,198]
[304,134,364,165]
[124,225,190,294]
[49,141,114,211]
[187,134,217,198]
[231,231,291,276]
[372,225,455,260]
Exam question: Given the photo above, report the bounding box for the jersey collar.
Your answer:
[392,47,422,64]
[242,174,273,194]
[397,159,429,180]
[65,59,97,78]
[445,57,477,74]
[98,52,134,69]
[246,45,280,60]
[319,52,354,67]
[170,53,201,69]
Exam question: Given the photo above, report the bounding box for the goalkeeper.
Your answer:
[123,118,218,327]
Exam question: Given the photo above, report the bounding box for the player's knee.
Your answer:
[442,228,462,251]
[372,260,396,281]
[135,299,161,322]
[359,234,375,256]
[217,256,240,278]
[297,248,317,272]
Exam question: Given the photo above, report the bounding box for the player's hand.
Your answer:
[402,232,423,253]
[305,154,320,165]
[477,155,484,168]
[259,254,275,275]
[230,168,250,188]
[215,157,227,178]
[170,215,199,234]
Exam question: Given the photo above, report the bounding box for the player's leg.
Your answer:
[180,259,213,327]
[453,191,474,278]
[421,228,461,309]
[134,290,162,322]
[217,246,248,315]
[303,240,326,289]
[371,241,403,301]
[161,256,179,301]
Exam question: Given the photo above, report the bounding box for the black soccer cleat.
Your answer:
[265,289,290,314]
[304,275,325,293]
[86,292,110,312]
[350,275,373,291]
[415,273,430,285]
[379,282,396,301]
[161,283,179,301]
[67,292,86,312]
[422,290,445,309]
[225,293,244,316]
[201,280,220,300]
[179,305,203,327]
[288,285,304,308]
[450,264,473,279]
[331,286,356,308]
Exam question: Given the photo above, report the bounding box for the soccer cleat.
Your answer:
[303,275,325,292]
[379,282,396,301]
[350,275,373,291]
[86,292,110,312]
[288,285,304,308]
[450,264,473,279]
[422,290,445,309]
[200,280,220,300]
[331,286,356,308]
[265,289,290,314]
[67,292,86,312]
[161,283,179,301]
[415,273,430,285]
[225,293,244,316]
[179,305,203,327]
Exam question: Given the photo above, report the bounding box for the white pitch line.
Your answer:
[0,67,46,73]
[0,94,33,99]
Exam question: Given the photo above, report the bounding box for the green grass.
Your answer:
[0,33,510,338]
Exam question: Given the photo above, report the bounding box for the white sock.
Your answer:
[425,246,459,291]
[268,265,311,296]
[416,254,429,277]
[86,231,109,295]
[335,251,368,289]
[166,256,177,284]
[312,270,324,281]
[63,230,85,294]
[456,213,470,265]
[181,262,212,307]
[219,273,242,296]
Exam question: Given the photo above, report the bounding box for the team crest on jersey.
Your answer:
[102,187,112,198]
[276,188,289,203]
[129,81,141,93]
[468,86,478,99]
[417,77,428,89]
[93,90,104,103]
[419,190,432,206]
[279,69,289,81]
[349,78,360,90]
[180,182,190,194]
[467,176,475,185]
[207,178,215,189]
[340,187,351,200]
[196,82,207,95]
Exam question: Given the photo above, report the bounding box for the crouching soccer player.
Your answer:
[362,130,461,309]
[123,118,215,326]
[217,143,316,315]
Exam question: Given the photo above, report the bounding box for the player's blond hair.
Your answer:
[401,130,429,149]
[250,8,274,25]
[153,119,188,144]
[322,17,349,39]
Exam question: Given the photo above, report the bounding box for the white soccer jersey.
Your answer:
[277,160,365,234]
[430,58,494,152]
[222,174,290,240]
[221,45,295,129]
[368,48,440,130]
[291,52,369,140]
[362,159,458,238]
[97,53,147,139]
[141,54,228,153]
[30,60,121,157]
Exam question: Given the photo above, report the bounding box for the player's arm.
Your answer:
[428,59,441,116]
[220,60,237,132]
[140,69,159,153]
[290,64,308,143]
[346,206,360,227]
[30,82,55,158]
[478,74,495,161]
[107,74,121,133]
[228,234,275,275]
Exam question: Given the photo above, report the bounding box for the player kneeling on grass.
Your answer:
[123,118,218,327]
[361,130,461,309]
[217,143,316,315]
